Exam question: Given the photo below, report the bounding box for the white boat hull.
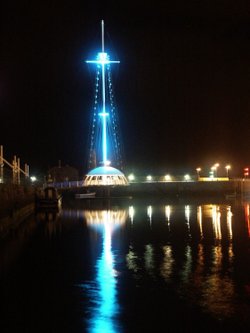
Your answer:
[75,193,96,199]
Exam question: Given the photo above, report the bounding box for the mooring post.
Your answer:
[17,157,21,184]
[13,155,17,184]
[0,145,3,183]
[25,164,29,178]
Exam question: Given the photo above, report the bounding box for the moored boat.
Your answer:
[35,186,62,209]
[75,192,96,199]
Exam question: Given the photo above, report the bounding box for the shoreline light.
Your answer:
[128,174,135,181]
[165,174,171,181]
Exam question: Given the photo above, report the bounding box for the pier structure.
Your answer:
[84,21,128,186]
[0,145,29,184]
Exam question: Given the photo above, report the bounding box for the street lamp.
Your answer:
[212,163,219,179]
[211,166,216,178]
[225,165,231,179]
[244,167,249,178]
[164,174,171,181]
[128,174,135,182]
[196,167,201,180]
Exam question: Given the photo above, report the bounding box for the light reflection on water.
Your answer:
[2,200,250,332]
[60,200,250,330]
[128,203,234,301]
[130,202,247,320]
[81,210,126,333]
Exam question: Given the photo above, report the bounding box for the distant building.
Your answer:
[48,164,79,182]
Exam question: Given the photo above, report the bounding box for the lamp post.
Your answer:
[0,145,3,183]
[165,174,171,181]
[196,167,201,180]
[212,163,219,179]
[30,176,37,182]
[128,174,135,182]
[211,166,215,179]
[225,165,231,179]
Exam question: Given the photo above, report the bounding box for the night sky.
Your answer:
[1,1,250,177]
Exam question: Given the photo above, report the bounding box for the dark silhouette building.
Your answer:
[48,163,79,182]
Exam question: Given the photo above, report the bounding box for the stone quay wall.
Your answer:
[0,184,35,219]
[108,179,248,198]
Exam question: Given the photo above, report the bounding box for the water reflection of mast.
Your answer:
[83,209,127,333]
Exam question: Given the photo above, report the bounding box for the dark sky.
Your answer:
[1,1,250,177]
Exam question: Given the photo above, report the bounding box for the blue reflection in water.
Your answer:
[84,211,123,333]
[93,222,118,332]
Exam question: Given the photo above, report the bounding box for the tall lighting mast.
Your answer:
[84,21,128,187]
[86,20,120,167]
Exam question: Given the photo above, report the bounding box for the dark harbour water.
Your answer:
[1,197,250,333]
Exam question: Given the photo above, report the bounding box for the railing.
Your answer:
[46,180,85,189]
[46,177,242,190]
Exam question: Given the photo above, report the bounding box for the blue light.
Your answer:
[86,20,120,167]
[103,111,108,165]
[99,112,109,117]
[83,212,122,333]
[86,53,119,65]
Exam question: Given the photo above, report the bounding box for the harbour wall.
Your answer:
[0,184,35,219]
[46,178,250,200]
[0,203,35,239]
[90,179,250,198]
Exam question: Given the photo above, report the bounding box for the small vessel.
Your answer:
[35,186,62,209]
[75,192,96,199]
[225,192,237,199]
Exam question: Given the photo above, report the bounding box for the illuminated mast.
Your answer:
[84,21,128,186]
[86,20,120,166]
